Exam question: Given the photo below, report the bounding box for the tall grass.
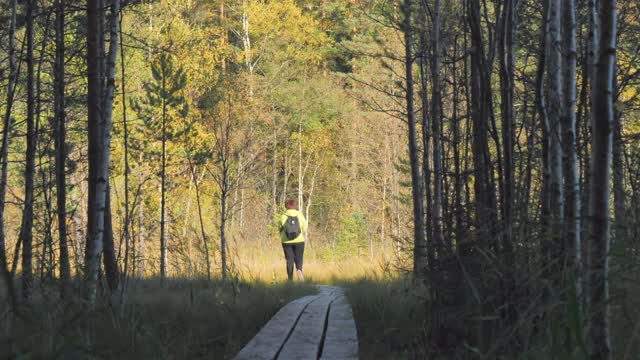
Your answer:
[3,237,638,359]
[344,278,430,360]
[0,279,316,359]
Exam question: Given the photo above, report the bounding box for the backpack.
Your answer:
[284,215,301,240]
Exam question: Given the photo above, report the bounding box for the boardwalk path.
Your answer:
[233,286,359,360]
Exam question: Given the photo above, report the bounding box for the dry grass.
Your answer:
[233,244,398,284]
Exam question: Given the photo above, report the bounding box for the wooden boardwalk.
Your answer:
[233,286,359,360]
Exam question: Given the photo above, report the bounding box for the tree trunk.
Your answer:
[562,0,581,279]
[281,137,289,205]
[547,0,564,275]
[120,9,132,299]
[452,37,464,248]
[0,0,18,260]
[431,0,445,255]
[467,0,497,245]
[402,0,427,281]
[271,127,278,212]
[304,164,319,246]
[499,0,516,267]
[102,0,121,295]
[583,0,599,313]
[417,13,433,270]
[497,0,517,324]
[537,0,552,269]
[220,162,229,283]
[55,0,72,295]
[20,0,37,299]
[612,74,625,242]
[138,152,145,277]
[85,0,120,306]
[0,0,17,298]
[298,90,305,213]
[160,84,168,287]
[191,165,210,282]
[86,0,106,298]
[103,183,119,292]
[588,0,616,357]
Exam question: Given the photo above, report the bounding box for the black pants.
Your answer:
[282,242,305,281]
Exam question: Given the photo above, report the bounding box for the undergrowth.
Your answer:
[0,279,316,359]
[342,278,430,360]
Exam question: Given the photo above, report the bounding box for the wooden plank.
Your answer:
[320,296,359,360]
[277,294,336,360]
[233,295,319,360]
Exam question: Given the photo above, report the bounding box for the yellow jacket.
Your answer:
[279,209,307,244]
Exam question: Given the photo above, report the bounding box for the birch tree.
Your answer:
[546,0,564,272]
[588,0,617,357]
[85,0,120,305]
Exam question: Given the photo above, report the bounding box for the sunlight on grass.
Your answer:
[233,245,398,284]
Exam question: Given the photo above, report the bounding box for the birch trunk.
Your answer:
[85,0,120,305]
[85,0,106,304]
[102,0,121,293]
[537,0,552,268]
[588,0,616,357]
[304,164,319,246]
[562,0,581,278]
[584,0,599,311]
[547,0,564,273]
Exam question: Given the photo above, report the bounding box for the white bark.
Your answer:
[547,0,564,254]
[562,0,581,280]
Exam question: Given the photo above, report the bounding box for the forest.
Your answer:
[0,0,638,358]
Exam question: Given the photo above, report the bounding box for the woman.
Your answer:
[279,199,307,282]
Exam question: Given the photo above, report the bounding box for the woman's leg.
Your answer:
[293,243,305,282]
[282,244,295,281]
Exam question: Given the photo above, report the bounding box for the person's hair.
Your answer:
[285,199,297,210]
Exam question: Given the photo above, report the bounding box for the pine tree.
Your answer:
[132,53,188,287]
